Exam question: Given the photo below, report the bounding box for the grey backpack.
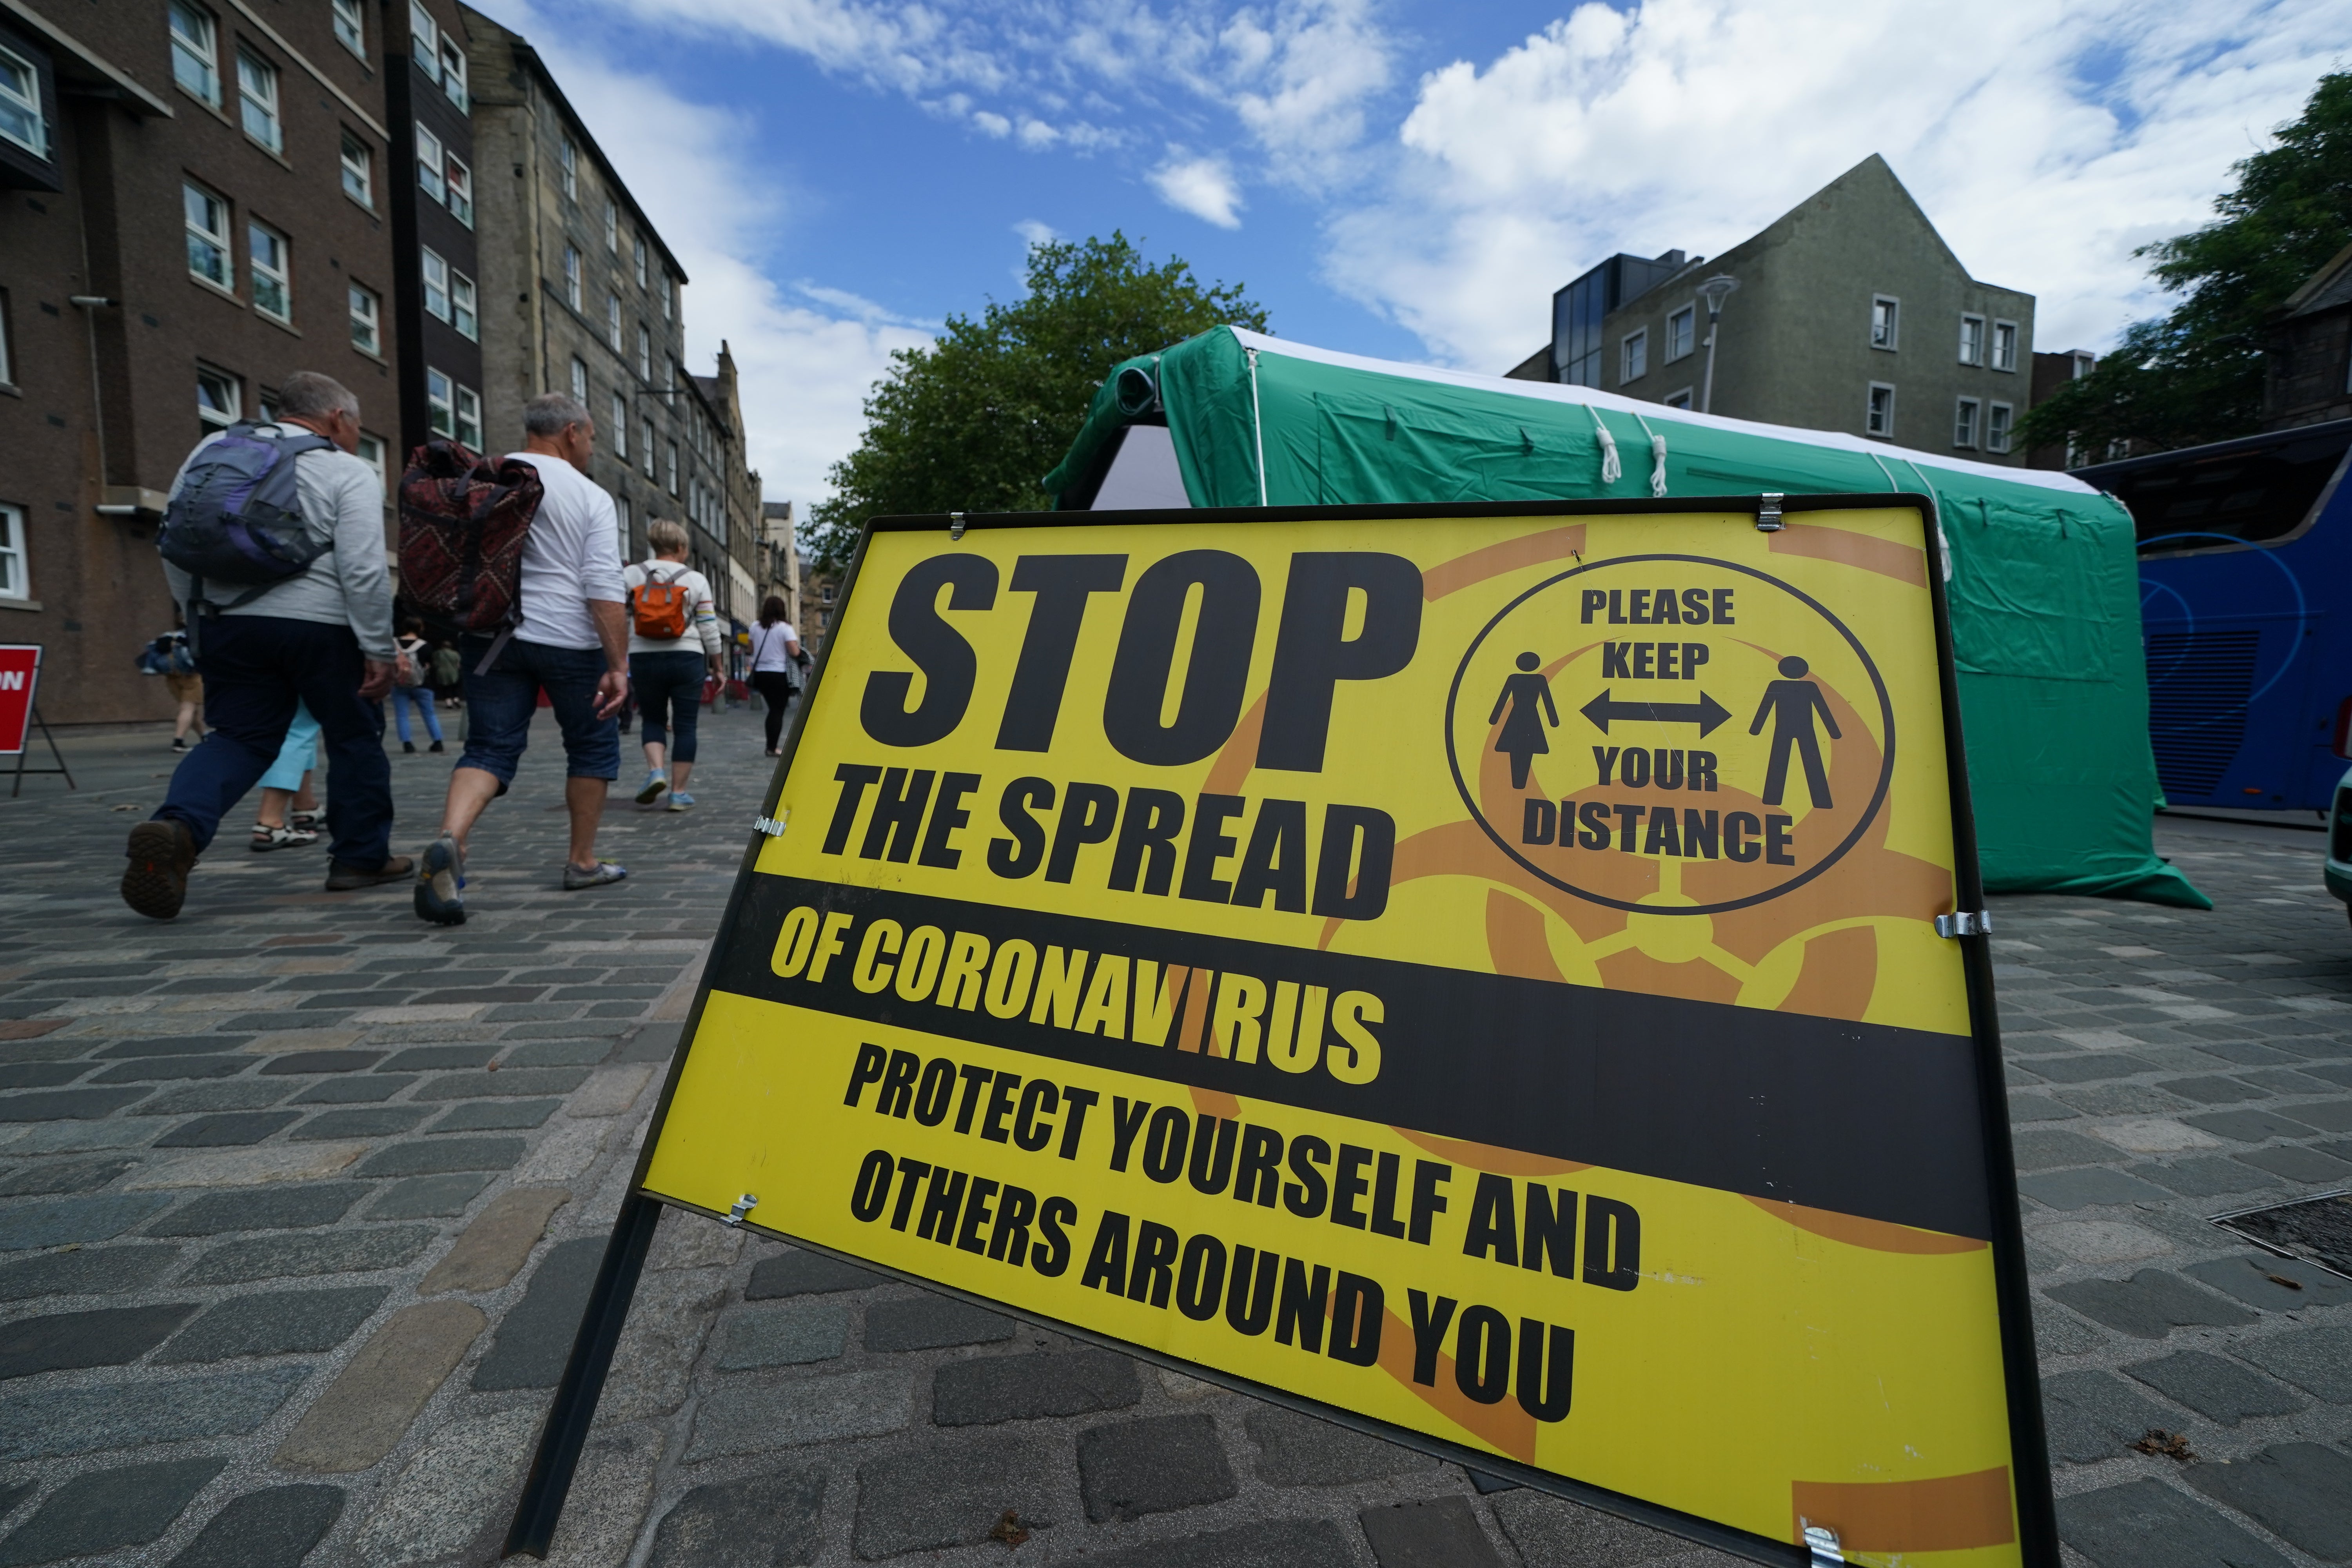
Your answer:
[159,421,335,615]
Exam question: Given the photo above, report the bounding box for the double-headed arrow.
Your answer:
[1580,689,1731,737]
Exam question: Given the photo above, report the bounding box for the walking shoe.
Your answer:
[428,741,445,753]
[415,833,466,925]
[325,855,414,891]
[170,737,189,753]
[666,791,695,811]
[634,771,667,806]
[562,860,628,890]
[249,822,318,852]
[121,820,197,920]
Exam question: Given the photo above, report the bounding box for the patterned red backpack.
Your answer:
[397,441,543,664]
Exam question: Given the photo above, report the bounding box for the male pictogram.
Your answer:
[1750,655,1840,808]
[1490,652,1557,790]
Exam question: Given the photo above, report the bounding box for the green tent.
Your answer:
[1044,325,2204,908]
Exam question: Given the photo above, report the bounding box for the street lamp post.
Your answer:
[1696,274,1739,415]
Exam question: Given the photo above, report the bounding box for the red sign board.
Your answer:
[0,646,42,755]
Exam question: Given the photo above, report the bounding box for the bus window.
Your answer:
[2074,418,2352,554]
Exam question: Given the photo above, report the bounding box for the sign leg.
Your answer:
[500,1191,663,1559]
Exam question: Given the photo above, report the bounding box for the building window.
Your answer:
[662,275,673,321]
[606,294,622,352]
[0,503,28,601]
[1870,296,1898,351]
[560,137,577,200]
[439,38,467,111]
[249,222,290,322]
[2070,351,2096,380]
[1665,306,1694,362]
[1662,388,1692,410]
[445,155,472,227]
[0,43,47,159]
[666,441,679,495]
[452,270,477,341]
[236,50,281,154]
[339,131,373,207]
[604,199,617,253]
[634,236,647,289]
[454,384,482,449]
[641,416,655,477]
[1991,320,2018,372]
[422,247,450,321]
[409,1,437,79]
[198,366,240,431]
[1958,314,1984,366]
[1953,397,1979,448]
[0,288,12,385]
[1865,382,1895,437]
[331,0,365,57]
[563,244,581,310]
[356,432,387,495]
[1986,401,2013,454]
[636,323,650,382]
[611,393,628,458]
[170,2,219,106]
[570,356,588,403]
[416,123,445,203]
[184,182,232,291]
[348,283,381,354]
[426,367,454,437]
[1619,329,1647,384]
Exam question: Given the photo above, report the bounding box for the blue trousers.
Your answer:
[390,684,443,744]
[156,616,394,866]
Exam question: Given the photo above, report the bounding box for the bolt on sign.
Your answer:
[507,497,2055,1567]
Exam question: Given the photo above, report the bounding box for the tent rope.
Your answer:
[1630,413,1668,497]
[1584,406,1622,485]
[1245,347,1269,507]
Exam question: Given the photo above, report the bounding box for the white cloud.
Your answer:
[1150,152,1246,227]
[1326,0,2347,370]
[973,109,1012,137]
[1013,219,1060,249]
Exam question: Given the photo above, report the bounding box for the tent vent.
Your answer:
[2145,627,2259,797]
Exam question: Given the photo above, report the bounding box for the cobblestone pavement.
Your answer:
[0,718,2348,1566]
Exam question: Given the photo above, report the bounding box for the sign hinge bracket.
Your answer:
[949,512,967,541]
[1801,1522,1845,1564]
[721,1193,759,1227]
[1756,492,1785,532]
[1934,910,1991,938]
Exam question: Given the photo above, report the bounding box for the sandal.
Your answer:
[250,822,317,852]
[291,809,322,833]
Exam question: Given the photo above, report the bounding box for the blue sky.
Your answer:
[477,0,2347,503]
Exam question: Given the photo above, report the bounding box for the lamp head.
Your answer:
[1697,274,1740,314]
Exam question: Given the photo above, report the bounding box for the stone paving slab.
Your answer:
[2,726,2351,1564]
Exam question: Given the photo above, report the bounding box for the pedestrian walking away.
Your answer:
[429,638,463,707]
[121,372,410,919]
[139,624,207,751]
[417,393,630,926]
[624,518,722,811]
[390,618,446,753]
[748,597,802,757]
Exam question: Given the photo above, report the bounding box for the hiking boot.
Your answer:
[634,770,667,806]
[562,860,628,890]
[415,833,465,926]
[121,820,197,920]
[325,855,415,891]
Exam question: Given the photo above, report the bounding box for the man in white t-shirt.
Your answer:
[416,393,630,925]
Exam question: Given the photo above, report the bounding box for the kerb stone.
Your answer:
[276,1299,487,1472]
[418,1185,570,1294]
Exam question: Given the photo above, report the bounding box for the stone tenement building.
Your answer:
[461,4,759,613]
[1508,155,2039,465]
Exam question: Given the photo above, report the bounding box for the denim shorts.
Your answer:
[457,635,620,784]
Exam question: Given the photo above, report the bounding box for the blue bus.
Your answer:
[2074,418,2352,812]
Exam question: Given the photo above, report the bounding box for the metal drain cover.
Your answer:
[2212,1189,2352,1282]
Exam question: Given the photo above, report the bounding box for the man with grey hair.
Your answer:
[415,392,630,924]
[122,372,411,919]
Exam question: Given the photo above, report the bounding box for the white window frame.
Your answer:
[611,393,628,458]
[1958,313,1984,367]
[1986,401,2014,454]
[604,199,618,253]
[339,130,373,208]
[438,36,467,111]
[563,244,581,310]
[197,365,240,431]
[409,1,438,81]
[444,154,472,227]
[426,367,454,437]
[1665,305,1694,363]
[634,236,648,289]
[356,432,387,495]
[666,441,679,495]
[560,137,577,200]
[0,41,47,159]
[1991,319,2019,372]
[1870,295,1899,352]
[454,383,482,449]
[1662,388,1692,410]
[183,181,232,293]
[606,293,622,352]
[451,269,477,341]
[636,323,650,382]
[661,274,672,321]
[170,2,220,107]
[641,416,655,477]
[415,122,444,204]
[1865,381,1896,437]
[421,246,450,321]
[1619,328,1647,384]
[570,355,588,404]
[0,287,12,386]
[1953,396,1979,448]
[2070,351,2096,380]
[0,501,29,602]
[236,48,280,154]
[248,220,290,323]
[348,283,381,356]
[331,0,366,58]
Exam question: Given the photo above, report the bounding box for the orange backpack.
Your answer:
[632,566,691,639]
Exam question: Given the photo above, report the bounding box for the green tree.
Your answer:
[2018,72,2352,457]
[802,233,1269,571]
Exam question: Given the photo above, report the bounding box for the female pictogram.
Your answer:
[1750,655,1841,808]
[1490,652,1558,790]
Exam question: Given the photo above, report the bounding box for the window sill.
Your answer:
[174,82,231,123]
[0,598,42,612]
[260,312,301,338]
[348,342,387,365]
[343,188,378,218]
[0,382,20,399]
[243,134,294,172]
[188,274,244,308]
